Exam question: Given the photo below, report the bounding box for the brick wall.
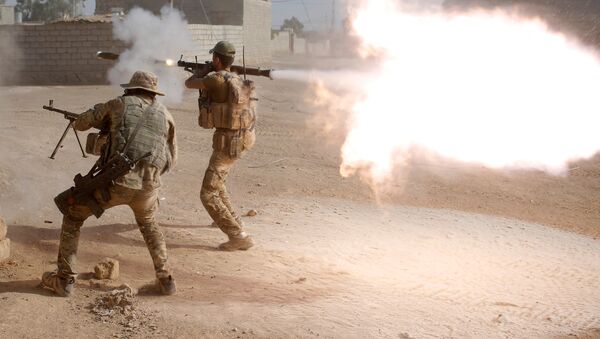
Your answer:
[0,21,126,85]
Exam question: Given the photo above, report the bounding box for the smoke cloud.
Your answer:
[109,6,193,103]
[295,0,600,185]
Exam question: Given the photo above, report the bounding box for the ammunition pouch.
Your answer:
[198,102,214,129]
[212,129,255,159]
[198,73,257,131]
[209,103,254,130]
[85,133,108,156]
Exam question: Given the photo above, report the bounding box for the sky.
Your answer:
[5,0,443,30]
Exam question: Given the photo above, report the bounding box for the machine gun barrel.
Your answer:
[43,105,79,121]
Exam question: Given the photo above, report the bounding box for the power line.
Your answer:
[300,0,314,29]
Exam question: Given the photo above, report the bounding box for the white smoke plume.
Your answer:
[287,0,600,185]
[109,6,193,103]
[271,70,372,91]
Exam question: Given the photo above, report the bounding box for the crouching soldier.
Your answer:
[41,71,178,297]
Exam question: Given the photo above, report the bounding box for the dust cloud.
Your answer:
[108,6,193,103]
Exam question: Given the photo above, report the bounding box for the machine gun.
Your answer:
[43,100,86,159]
[54,151,151,218]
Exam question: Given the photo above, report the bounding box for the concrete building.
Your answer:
[0,5,15,25]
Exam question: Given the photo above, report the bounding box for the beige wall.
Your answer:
[271,30,291,53]
[243,0,271,67]
[0,6,15,25]
[185,24,244,62]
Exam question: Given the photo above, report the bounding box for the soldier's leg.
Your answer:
[56,205,93,279]
[57,187,133,277]
[44,186,132,296]
[200,151,243,237]
[219,181,244,225]
[129,188,169,279]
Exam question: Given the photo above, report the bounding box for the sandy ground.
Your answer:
[0,55,599,338]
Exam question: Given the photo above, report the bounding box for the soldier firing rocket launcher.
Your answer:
[96,51,273,79]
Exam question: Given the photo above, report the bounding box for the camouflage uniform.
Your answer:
[48,72,177,287]
[201,126,255,237]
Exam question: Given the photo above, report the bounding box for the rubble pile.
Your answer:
[89,284,158,334]
[90,284,137,318]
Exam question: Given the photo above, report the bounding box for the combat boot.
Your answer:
[218,233,255,251]
[41,271,75,297]
[158,275,177,295]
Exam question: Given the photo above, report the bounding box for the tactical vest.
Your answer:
[109,96,169,171]
[198,71,257,130]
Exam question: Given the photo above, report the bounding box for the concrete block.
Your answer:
[0,217,5,239]
[94,258,119,280]
[0,238,10,262]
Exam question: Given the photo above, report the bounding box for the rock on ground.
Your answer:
[94,258,120,280]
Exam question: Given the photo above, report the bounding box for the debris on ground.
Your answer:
[90,284,136,318]
[89,284,159,335]
[246,209,258,217]
[0,259,18,279]
[94,257,120,280]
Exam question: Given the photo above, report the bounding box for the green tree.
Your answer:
[281,16,304,37]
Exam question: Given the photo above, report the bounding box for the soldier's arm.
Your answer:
[73,98,123,131]
[184,75,207,90]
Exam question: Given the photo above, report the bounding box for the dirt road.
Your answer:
[0,55,599,338]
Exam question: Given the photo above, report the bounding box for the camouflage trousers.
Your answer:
[56,184,170,279]
[200,150,245,237]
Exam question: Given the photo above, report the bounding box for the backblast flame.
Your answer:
[332,0,600,184]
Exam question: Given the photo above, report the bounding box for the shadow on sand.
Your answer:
[7,223,218,252]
